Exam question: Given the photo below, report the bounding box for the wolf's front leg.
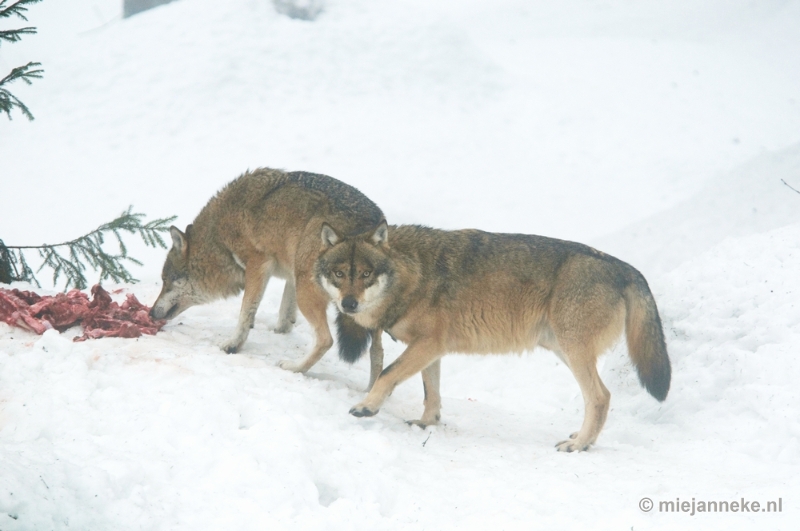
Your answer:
[367,329,385,391]
[277,280,333,372]
[350,339,444,418]
[222,259,272,354]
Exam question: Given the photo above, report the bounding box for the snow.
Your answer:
[1,0,799,529]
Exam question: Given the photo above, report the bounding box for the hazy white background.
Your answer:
[1,1,799,529]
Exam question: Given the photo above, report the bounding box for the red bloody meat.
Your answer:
[0,285,166,341]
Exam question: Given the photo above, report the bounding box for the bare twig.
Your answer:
[781,179,800,195]
[422,432,432,447]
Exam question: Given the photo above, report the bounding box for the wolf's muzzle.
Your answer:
[341,296,358,313]
[150,303,178,320]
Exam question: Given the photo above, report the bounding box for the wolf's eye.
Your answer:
[363,271,371,278]
[334,271,344,278]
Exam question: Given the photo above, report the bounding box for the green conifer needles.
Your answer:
[1,0,44,120]
[0,207,177,290]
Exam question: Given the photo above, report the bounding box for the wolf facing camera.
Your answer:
[315,222,671,452]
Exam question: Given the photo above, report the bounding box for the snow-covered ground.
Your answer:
[1,1,799,529]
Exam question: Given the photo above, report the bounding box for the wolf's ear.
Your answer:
[170,226,188,255]
[370,220,389,247]
[321,223,341,248]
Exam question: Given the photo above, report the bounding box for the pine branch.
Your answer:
[0,62,44,88]
[0,239,38,286]
[1,61,43,120]
[0,0,42,21]
[0,26,36,46]
[1,0,44,119]
[0,240,14,284]
[1,207,178,290]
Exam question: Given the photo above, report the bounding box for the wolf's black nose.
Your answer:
[341,296,358,313]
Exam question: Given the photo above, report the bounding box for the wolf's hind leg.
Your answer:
[222,258,272,353]
[277,280,333,372]
[554,344,610,452]
[407,359,442,428]
[274,278,297,334]
[350,339,443,418]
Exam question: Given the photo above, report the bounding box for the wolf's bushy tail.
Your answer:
[623,276,671,401]
[335,311,371,363]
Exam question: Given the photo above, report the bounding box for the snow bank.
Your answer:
[597,143,800,277]
[1,223,798,530]
[653,223,800,468]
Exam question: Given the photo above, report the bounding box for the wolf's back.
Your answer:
[285,171,385,232]
[208,168,384,233]
[622,273,671,401]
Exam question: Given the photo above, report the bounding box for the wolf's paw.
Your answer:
[221,342,240,354]
[555,437,590,453]
[273,321,295,334]
[406,414,440,429]
[349,404,379,417]
[278,359,304,372]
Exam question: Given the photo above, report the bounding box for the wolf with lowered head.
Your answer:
[150,168,385,376]
[315,222,671,452]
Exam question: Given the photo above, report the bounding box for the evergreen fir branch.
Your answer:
[1,0,44,119]
[0,26,36,46]
[0,87,33,119]
[0,239,38,286]
[17,248,37,286]
[1,61,44,120]
[0,0,42,21]
[0,240,14,284]
[39,244,85,288]
[1,208,178,290]
[0,62,44,88]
